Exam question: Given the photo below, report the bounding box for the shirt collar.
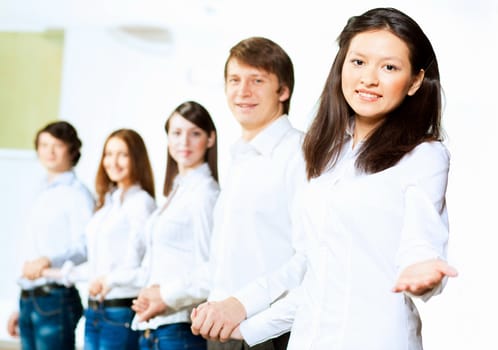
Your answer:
[173,162,212,187]
[45,170,76,188]
[108,183,142,204]
[231,115,292,157]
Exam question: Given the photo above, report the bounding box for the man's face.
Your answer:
[225,58,289,140]
[36,132,72,174]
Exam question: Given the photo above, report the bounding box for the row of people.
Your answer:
[9,100,219,350]
[8,7,456,350]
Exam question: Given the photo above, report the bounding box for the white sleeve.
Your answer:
[159,185,218,309]
[106,194,156,289]
[234,166,308,318]
[233,251,306,318]
[240,284,302,346]
[396,143,450,301]
[50,188,94,268]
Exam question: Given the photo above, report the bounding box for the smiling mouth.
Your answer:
[236,103,257,109]
[357,90,381,101]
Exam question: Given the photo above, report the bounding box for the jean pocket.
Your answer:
[32,293,63,316]
[103,307,135,328]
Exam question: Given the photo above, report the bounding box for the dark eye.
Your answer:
[352,59,364,66]
[384,64,398,71]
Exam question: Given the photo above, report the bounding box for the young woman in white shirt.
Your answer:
[128,101,220,350]
[235,7,458,350]
[44,128,156,350]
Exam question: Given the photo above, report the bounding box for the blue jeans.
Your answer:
[19,286,83,350]
[139,323,206,350]
[84,304,139,350]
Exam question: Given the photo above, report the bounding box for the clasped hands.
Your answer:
[22,257,50,280]
[132,285,168,322]
[190,297,246,342]
[130,288,246,342]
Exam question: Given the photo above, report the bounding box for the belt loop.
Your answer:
[144,328,151,339]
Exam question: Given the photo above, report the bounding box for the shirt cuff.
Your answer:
[233,283,269,318]
[239,312,291,346]
[404,275,447,302]
[160,280,185,310]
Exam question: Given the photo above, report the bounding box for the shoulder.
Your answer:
[185,175,219,212]
[284,127,304,146]
[396,141,450,188]
[402,141,450,169]
[124,187,156,211]
[67,177,95,205]
[274,127,304,161]
[194,175,220,197]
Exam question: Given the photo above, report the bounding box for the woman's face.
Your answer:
[167,113,214,174]
[36,132,73,174]
[341,29,424,132]
[103,136,132,188]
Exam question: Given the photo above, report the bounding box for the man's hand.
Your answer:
[22,257,51,280]
[190,297,247,342]
[393,259,458,296]
[7,311,19,337]
[132,285,167,322]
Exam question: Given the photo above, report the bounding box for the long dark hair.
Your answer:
[303,7,442,179]
[95,129,155,209]
[163,101,218,196]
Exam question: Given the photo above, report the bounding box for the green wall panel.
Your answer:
[0,31,64,149]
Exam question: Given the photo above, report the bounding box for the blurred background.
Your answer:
[1,0,497,349]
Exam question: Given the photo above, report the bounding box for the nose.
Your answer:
[47,144,56,154]
[238,79,252,97]
[180,133,189,146]
[361,66,379,86]
[111,154,120,165]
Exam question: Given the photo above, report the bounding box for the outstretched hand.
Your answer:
[190,297,246,342]
[393,259,458,296]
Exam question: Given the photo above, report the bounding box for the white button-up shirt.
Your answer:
[17,171,95,290]
[66,185,156,300]
[208,115,307,318]
[132,163,219,330]
[241,139,450,350]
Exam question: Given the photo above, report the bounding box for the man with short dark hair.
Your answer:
[134,37,307,350]
[7,121,95,350]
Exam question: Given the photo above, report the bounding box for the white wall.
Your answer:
[1,0,498,348]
